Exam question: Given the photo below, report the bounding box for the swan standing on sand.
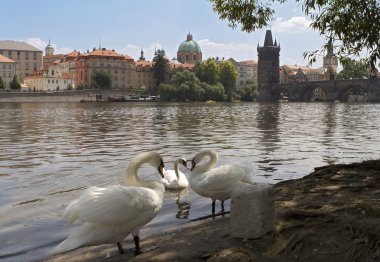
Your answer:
[189,149,253,217]
[161,157,189,189]
[51,152,165,256]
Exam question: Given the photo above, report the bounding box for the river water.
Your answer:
[1,101,380,261]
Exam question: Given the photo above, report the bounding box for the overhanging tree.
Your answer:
[336,58,370,80]
[209,0,380,67]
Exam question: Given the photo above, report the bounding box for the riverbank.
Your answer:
[44,159,380,262]
[0,89,150,102]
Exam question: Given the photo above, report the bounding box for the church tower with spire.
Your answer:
[323,38,338,79]
[257,30,280,101]
[45,40,54,56]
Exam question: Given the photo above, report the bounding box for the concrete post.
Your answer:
[230,183,274,239]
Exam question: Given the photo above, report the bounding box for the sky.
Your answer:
[1,0,328,68]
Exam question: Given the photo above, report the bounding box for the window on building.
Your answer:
[186,55,189,60]
[2,65,5,69]
[48,80,50,83]
[25,52,29,60]
[33,52,37,60]
[193,55,196,60]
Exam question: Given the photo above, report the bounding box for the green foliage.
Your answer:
[236,80,258,101]
[10,75,21,90]
[67,83,74,90]
[203,82,225,101]
[218,60,238,101]
[336,58,369,80]
[203,58,220,85]
[0,75,5,89]
[209,0,380,67]
[160,70,225,101]
[92,71,112,89]
[153,49,169,88]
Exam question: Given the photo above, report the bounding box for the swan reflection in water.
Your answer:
[166,189,191,220]
[176,189,191,219]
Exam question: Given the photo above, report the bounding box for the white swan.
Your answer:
[51,152,165,256]
[161,157,189,189]
[189,149,253,217]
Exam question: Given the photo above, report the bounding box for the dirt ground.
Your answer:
[45,160,380,262]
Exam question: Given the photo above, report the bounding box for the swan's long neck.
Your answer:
[125,154,159,188]
[174,159,181,179]
[194,150,218,173]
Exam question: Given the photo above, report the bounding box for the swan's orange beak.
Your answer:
[158,160,165,178]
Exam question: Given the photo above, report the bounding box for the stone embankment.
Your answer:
[0,89,143,102]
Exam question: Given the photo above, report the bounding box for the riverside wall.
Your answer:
[0,89,145,103]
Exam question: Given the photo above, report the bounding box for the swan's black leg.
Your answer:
[117,242,124,254]
[133,235,142,255]
[221,200,225,217]
[212,201,216,219]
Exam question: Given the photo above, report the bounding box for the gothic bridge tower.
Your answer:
[257,30,280,101]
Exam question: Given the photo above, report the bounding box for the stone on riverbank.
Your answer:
[230,183,274,239]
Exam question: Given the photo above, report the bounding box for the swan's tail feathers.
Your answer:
[235,163,255,184]
[63,199,79,224]
[49,238,80,256]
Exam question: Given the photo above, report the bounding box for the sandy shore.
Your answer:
[44,159,380,262]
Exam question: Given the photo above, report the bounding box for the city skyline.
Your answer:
[2,0,326,67]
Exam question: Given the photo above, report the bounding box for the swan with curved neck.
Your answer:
[51,152,165,256]
[189,149,253,217]
[162,157,189,189]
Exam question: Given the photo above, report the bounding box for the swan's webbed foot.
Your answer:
[133,235,142,256]
[221,200,225,217]
[117,242,125,254]
[212,201,216,219]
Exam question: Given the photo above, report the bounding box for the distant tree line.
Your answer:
[157,58,258,102]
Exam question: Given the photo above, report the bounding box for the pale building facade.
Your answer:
[24,64,75,92]
[0,54,16,88]
[280,64,326,83]
[0,41,43,80]
[228,58,258,87]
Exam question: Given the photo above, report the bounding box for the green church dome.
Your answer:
[178,33,201,53]
[45,40,54,50]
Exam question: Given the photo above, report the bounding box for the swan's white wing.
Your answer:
[196,165,249,192]
[64,185,160,225]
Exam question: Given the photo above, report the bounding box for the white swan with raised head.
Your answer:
[51,152,165,256]
[189,149,253,217]
[161,157,189,189]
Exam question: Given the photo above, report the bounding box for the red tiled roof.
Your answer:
[240,60,257,65]
[0,54,15,63]
[88,48,123,57]
[136,60,152,67]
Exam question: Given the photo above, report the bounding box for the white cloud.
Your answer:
[272,16,312,33]
[120,43,163,60]
[25,37,72,54]
[198,39,256,61]
[25,38,47,51]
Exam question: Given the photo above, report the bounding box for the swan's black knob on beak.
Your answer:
[158,160,165,178]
